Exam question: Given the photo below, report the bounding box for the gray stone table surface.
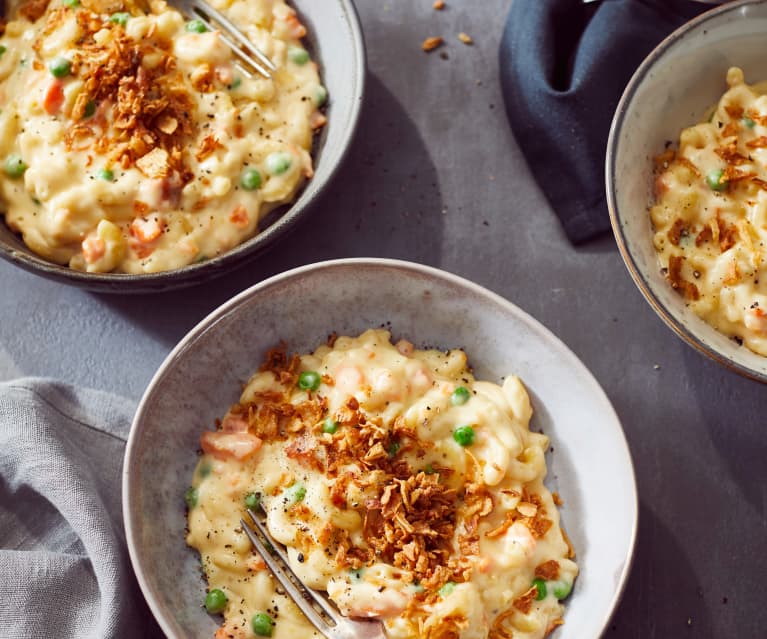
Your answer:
[1,1,765,637]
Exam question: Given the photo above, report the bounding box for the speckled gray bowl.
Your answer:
[124,258,637,638]
[0,0,365,293]
[607,0,767,382]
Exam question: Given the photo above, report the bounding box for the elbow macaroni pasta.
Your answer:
[186,329,578,639]
[0,0,325,273]
[650,67,767,355]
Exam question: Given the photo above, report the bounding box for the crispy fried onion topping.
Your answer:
[230,343,559,636]
[43,8,196,182]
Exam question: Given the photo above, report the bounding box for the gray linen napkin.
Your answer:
[0,378,162,639]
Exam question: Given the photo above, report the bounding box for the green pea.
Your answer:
[244,492,260,510]
[109,12,130,26]
[552,580,572,600]
[240,168,262,191]
[388,441,400,457]
[186,19,208,33]
[284,482,306,504]
[450,386,471,405]
[743,116,756,129]
[0,46,6,58]
[83,100,96,119]
[532,578,547,600]
[97,168,114,181]
[706,168,728,191]
[452,425,475,447]
[438,581,456,597]
[184,486,198,509]
[204,588,227,614]
[228,76,242,90]
[287,46,310,65]
[265,151,292,176]
[62,0,79,7]
[322,417,338,434]
[314,85,327,107]
[297,370,320,391]
[49,57,71,79]
[251,612,274,637]
[4,155,27,178]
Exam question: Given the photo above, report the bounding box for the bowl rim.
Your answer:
[123,257,639,639]
[605,0,767,384]
[0,0,367,293]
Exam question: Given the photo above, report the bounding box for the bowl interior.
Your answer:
[0,0,365,293]
[608,0,767,381]
[124,259,637,638]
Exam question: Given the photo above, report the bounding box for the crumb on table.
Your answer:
[422,36,444,52]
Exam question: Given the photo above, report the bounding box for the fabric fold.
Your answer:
[0,379,162,639]
[499,0,708,243]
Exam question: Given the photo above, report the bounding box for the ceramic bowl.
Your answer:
[0,0,365,293]
[607,0,767,382]
[123,258,638,638]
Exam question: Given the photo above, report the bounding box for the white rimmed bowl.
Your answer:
[607,0,767,382]
[123,258,637,638]
[0,0,365,293]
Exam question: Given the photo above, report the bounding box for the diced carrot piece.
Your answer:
[82,236,105,263]
[129,239,155,259]
[229,205,249,229]
[285,13,306,38]
[43,80,65,115]
[130,216,164,243]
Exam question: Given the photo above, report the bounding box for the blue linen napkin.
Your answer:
[0,379,162,639]
[499,0,708,243]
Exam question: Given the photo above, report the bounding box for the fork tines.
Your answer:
[177,0,277,79]
[241,508,386,639]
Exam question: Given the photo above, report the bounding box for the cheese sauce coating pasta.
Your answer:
[186,330,578,639]
[0,0,325,273]
[651,68,767,355]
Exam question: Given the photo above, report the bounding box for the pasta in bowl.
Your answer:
[123,259,637,639]
[186,330,578,639]
[650,67,767,357]
[0,0,365,291]
[607,0,767,381]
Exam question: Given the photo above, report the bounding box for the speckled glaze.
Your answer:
[123,258,637,639]
[607,0,767,383]
[0,0,366,293]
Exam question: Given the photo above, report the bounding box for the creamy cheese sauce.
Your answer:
[0,0,325,273]
[651,67,767,355]
[186,330,578,639]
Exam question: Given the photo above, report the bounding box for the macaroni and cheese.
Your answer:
[0,0,325,273]
[186,330,578,639]
[651,67,767,356]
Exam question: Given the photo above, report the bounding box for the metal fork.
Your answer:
[173,0,277,78]
[240,508,386,639]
